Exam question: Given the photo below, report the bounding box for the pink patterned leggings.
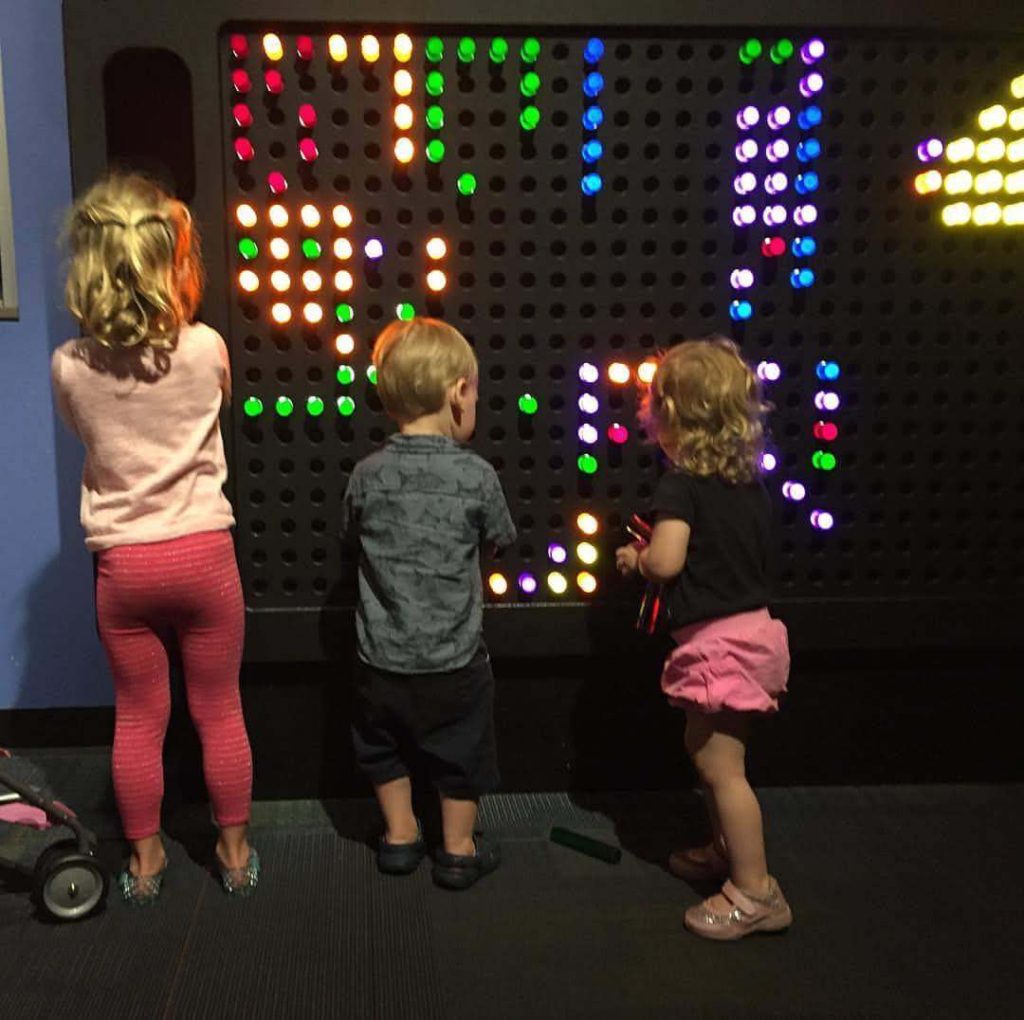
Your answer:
[96,530,252,840]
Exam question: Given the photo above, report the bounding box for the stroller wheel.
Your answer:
[33,840,109,921]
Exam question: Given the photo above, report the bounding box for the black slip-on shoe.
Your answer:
[431,835,501,890]
[377,832,427,875]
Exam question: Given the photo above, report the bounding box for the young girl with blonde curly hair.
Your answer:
[616,336,792,940]
[51,174,257,904]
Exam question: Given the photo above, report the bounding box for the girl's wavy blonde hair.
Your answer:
[640,336,769,484]
[64,174,203,350]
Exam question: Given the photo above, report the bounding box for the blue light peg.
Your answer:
[581,172,603,196]
[729,299,754,321]
[791,236,818,257]
[583,71,605,97]
[798,105,823,130]
[582,105,604,131]
[790,267,816,289]
[583,38,605,64]
[581,139,604,164]
[795,171,820,195]
[796,138,822,162]
[816,360,841,381]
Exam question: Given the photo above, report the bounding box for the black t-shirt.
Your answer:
[650,470,772,630]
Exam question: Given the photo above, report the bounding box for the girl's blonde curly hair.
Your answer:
[640,336,769,484]
[64,174,203,350]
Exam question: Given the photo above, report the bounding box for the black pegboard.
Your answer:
[62,2,1024,655]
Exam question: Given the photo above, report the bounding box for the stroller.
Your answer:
[0,748,109,920]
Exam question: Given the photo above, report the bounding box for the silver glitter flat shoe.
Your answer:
[684,877,792,941]
[217,847,259,897]
[117,860,167,907]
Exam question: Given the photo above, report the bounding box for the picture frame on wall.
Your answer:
[0,45,18,321]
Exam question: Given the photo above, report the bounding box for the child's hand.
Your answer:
[615,543,642,577]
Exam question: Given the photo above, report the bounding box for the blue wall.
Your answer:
[0,0,110,708]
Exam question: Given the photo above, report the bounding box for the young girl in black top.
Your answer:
[616,337,792,940]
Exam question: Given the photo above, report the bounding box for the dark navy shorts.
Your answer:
[351,644,499,799]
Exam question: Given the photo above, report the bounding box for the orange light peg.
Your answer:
[235,203,257,228]
[300,204,321,229]
[333,238,354,260]
[302,270,323,292]
[328,34,348,62]
[238,270,260,293]
[637,359,658,384]
[263,33,284,61]
[608,362,631,385]
[394,33,413,62]
[361,35,380,62]
[271,302,292,324]
[914,170,943,196]
[332,204,353,228]
[577,572,598,595]
[268,204,289,228]
[303,303,323,324]
[335,333,355,355]
[334,270,354,292]
[426,269,447,292]
[425,236,447,260]
[488,573,509,596]
[576,512,599,535]
[393,69,413,97]
[269,237,290,260]
[394,103,414,130]
[576,542,599,566]
[394,137,415,164]
[270,270,291,292]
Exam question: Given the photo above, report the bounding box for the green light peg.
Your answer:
[812,451,838,471]
[518,393,539,415]
[238,238,259,260]
[426,139,446,163]
[519,105,541,131]
[520,37,541,63]
[301,238,322,260]
[456,172,477,196]
[396,302,416,321]
[425,105,445,130]
[306,395,325,417]
[337,395,356,417]
[275,395,294,418]
[457,37,476,62]
[489,37,509,63]
[336,303,355,323]
[243,396,264,418]
[739,38,763,65]
[770,39,795,64]
[336,364,355,385]
[366,365,378,385]
[426,70,445,96]
[520,71,541,98]
[425,37,444,62]
[577,453,598,475]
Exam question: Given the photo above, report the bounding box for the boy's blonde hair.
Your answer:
[641,336,768,484]
[372,317,477,422]
[64,174,203,350]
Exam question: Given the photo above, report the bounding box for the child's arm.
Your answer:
[638,519,691,584]
[339,469,362,548]
[214,331,232,405]
[480,467,516,551]
[50,350,80,437]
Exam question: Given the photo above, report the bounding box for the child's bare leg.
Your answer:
[685,709,770,900]
[683,714,726,860]
[129,834,166,876]
[375,776,419,844]
[439,795,477,856]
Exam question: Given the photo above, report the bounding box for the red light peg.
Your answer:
[813,421,839,442]
[299,138,319,163]
[298,103,318,128]
[267,171,288,195]
[265,69,285,95]
[296,36,315,61]
[234,138,256,162]
[230,34,249,60]
[761,236,786,257]
[232,103,254,128]
[231,69,252,94]
[607,423,630,445]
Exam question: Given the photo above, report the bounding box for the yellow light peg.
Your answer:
[977,137,1006,163]
[269,237,290,260]
[270,270,291,291]
[978,104,1008,131]
[328,35,348,62]
[394,33,414,62]
[1007,138,1024,162]
[1002,201,1024,225]
[941,202,971,226]
[943,170,974,196]
[263,33,284,62]
[972,202,1002,226]
[914,170,942,195]
[1011,73,1024,100]
[945,137,976,163]
[268,204,289,228]
[1004,169,1024,194]
[361,35,380,63]
[974,169,1003,195]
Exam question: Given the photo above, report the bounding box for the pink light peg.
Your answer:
[296,36,314,61]
[299,138,319,163]
[230,35,249,60]
[231,69,252,94]
[234,138,255,162]
[265,69,285,95]
[232,103,253,128]
[298,103,318,128]
[607,423,629,444]
[267,171,288,195]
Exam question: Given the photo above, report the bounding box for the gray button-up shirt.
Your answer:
[341,434,517,673]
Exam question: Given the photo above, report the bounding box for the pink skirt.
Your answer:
[661,608,790,714]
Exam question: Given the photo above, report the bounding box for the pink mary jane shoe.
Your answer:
[684,877,793,941]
